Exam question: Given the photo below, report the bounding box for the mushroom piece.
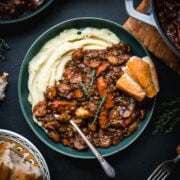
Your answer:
[75,107,92,118]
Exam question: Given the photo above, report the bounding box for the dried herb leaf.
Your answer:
[152,98,180,134]
[0,38,10,60]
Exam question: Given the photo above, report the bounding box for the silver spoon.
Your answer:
[70,120,116,178]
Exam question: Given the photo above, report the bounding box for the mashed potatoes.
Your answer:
[28,27,120,107]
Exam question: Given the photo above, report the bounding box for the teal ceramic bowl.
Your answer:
[18,17,156,159]
[0,0,53,24]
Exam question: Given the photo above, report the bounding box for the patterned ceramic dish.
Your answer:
[0,129,50,180]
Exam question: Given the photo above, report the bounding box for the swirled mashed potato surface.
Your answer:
[28,28,120,108]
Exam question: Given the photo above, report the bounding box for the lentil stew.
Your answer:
[32,42,149,150]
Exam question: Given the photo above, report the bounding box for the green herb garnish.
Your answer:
[80,81,98,104]
[92,94,107,124]
[0,38,10,60]
[79,82,91,99]
[80,71,107,124]
[152,98,180,134]
[89,69,96,91]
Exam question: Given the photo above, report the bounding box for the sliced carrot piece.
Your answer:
[48,100,76,111]
[105,94,114,109]
[62,138,71,146]
[99,110,108,129]
[96,63,108,77]
[96,76,114,109]
[74,88,83,98]
[96,76,107,97]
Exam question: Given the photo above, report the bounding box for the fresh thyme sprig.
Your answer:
[92,94,107,124]
[89,69,96,91]
[152,98,180,134]
[79,82,91,99]
[79,77,98,104]
[80,70,96,95]
[0,38,10,60]
[80,70,107,124]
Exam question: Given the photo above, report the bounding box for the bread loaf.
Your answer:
[0,142,43,180]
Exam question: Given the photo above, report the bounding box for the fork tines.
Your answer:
[147,164,170,180]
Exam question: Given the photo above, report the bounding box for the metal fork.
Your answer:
[148,147,180,180]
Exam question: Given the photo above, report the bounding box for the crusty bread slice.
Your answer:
[0,142,42,180]
[142,56,160,93]
[126,56,157,98]
[116,56,159,102]
[0,142,12,180]
[116,72,146,102]
[0,72,8,101]
[0,163,11,180]
[10,167,41,180]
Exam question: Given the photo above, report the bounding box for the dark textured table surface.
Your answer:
[0,0,180,179]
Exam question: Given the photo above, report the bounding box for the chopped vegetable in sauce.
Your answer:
[33,42,148,150]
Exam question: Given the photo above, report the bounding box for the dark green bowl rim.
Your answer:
[0,0,53,24]
[18,17,156,159]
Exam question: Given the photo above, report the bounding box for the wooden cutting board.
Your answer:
[123,0,180,75]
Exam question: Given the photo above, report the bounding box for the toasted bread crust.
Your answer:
[116,73,146,102]
[116,56,159,101]
[0,142,11,180]
[0,141,9,157]
[142,56,160,93]
[0,163,11,180]
[10,167,38,180]
[127,56,157,98]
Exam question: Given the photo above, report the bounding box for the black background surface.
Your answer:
[0,0,180,179]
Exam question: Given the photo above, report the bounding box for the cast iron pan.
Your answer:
[125,0,180,57]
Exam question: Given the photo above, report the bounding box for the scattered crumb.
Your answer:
[0,72,8,101]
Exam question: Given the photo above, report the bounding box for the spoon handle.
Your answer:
[70,120,115,178]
